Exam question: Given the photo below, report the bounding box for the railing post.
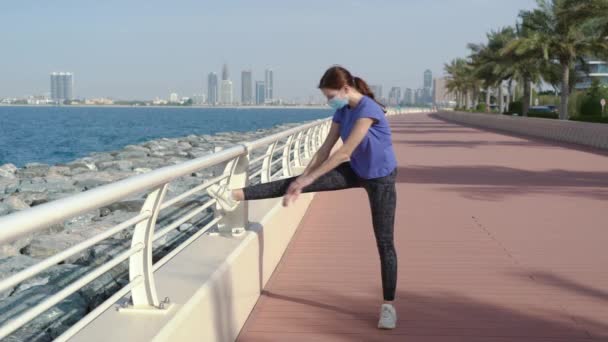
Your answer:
[215,147,249,236]
[282,135,295,177]
[303,128,312,160]
[313,125,321,150]
[293,131,303,167]
[120,184,172,313]
[261,141,278,183]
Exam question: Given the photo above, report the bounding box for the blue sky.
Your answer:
[1,0,537,101]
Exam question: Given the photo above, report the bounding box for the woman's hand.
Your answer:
[282,174,315,207]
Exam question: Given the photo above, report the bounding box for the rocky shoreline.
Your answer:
[0,120,313,341]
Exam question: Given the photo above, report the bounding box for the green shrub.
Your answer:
[578,80,608,117]
[570,116,608,124]
[568,91,585,117]
[507,101,523,115]
[476,103,487,112]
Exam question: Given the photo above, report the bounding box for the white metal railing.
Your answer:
[0,107,426,340]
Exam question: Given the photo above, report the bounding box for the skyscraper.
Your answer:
[207,72,218,105]
[424,70,433,89]
[415,88,424,105]
[388,87,402,106]
[50,72,74,102]
[404,88,414,105]
[241,70,253,105]
[220,64,233,105]
[256,81,265,105]
[264,69,274,103]
[423,69,433,104]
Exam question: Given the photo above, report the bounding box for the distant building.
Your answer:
[220,64,233,105]
[424,70,433,89]
[265,69,274,102]
[433,77,455,107]
[50,72,74,102]
[404,88,414,105]
[388,87,401,106]
[207,72,218,105]
[192,94,206,105]
[256,81,265,105]
[423,70,433,104]
[415,88,424,105]
[220,80,233,105]
[369,85,382,99]
[575,59,608,89]
[241,70,253,105]
[169,92,179,103]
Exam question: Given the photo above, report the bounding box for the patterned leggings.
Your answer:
[243,161,398,301]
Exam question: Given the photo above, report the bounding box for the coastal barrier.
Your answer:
[0,107,430,341]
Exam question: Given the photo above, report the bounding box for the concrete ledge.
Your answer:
[70,192,314,342]
[433,111,608,150]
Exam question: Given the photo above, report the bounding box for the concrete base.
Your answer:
[70,191,315,342]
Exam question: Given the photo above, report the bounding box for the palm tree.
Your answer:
[445,58,471,109]
[501,21,550,117]
[469,27,521,113]
[516,0,608,119]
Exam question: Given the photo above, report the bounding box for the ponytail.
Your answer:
[353,76,386,112]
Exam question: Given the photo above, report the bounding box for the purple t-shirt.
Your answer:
[332,95,397,179]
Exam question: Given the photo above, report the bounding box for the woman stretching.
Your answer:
[207,65,398,329]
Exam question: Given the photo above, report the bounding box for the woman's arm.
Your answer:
[306,117,374,180]
[301,122,341,177]
[283,117,374,206]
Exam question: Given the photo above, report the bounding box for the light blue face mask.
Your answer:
[328,96,349,110]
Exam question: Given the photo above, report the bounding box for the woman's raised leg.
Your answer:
[241,161,361,200]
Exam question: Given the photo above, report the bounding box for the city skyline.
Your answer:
[7,66,445,106]
[0,0,538,101]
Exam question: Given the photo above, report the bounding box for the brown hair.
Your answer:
[318,65,386,112]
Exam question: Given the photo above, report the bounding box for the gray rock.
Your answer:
[63,210,100,230]
[129,157,166,169]
[187,148,212,159]
[87,152,115,163]
[0,255,39,300]
[115,150,149,159]
[133,167,152,174]
[47,166,72,177]
[72,170,132,185]
[0,163,18,178]
[123,144,150,152]
[18,178,47,193]
[101,200,144,213]
[95,160,134,172]
[20,233,85,263]
[1,195,30,212]
[15,163,50,178]
[65,161,98,172]
[13,191,49,206]
[177,141,192,150]
[165,156,188,165]
[74,178,109,191]
[43,177,76,193]
[0,178,19,195]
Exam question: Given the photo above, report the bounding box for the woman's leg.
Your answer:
[240,161,362,201]
[362,168,398,303]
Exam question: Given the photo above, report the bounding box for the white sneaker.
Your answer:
[377,303,397,329]
[206,184,238,212]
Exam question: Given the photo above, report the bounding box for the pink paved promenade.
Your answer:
[237,112,608,341]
